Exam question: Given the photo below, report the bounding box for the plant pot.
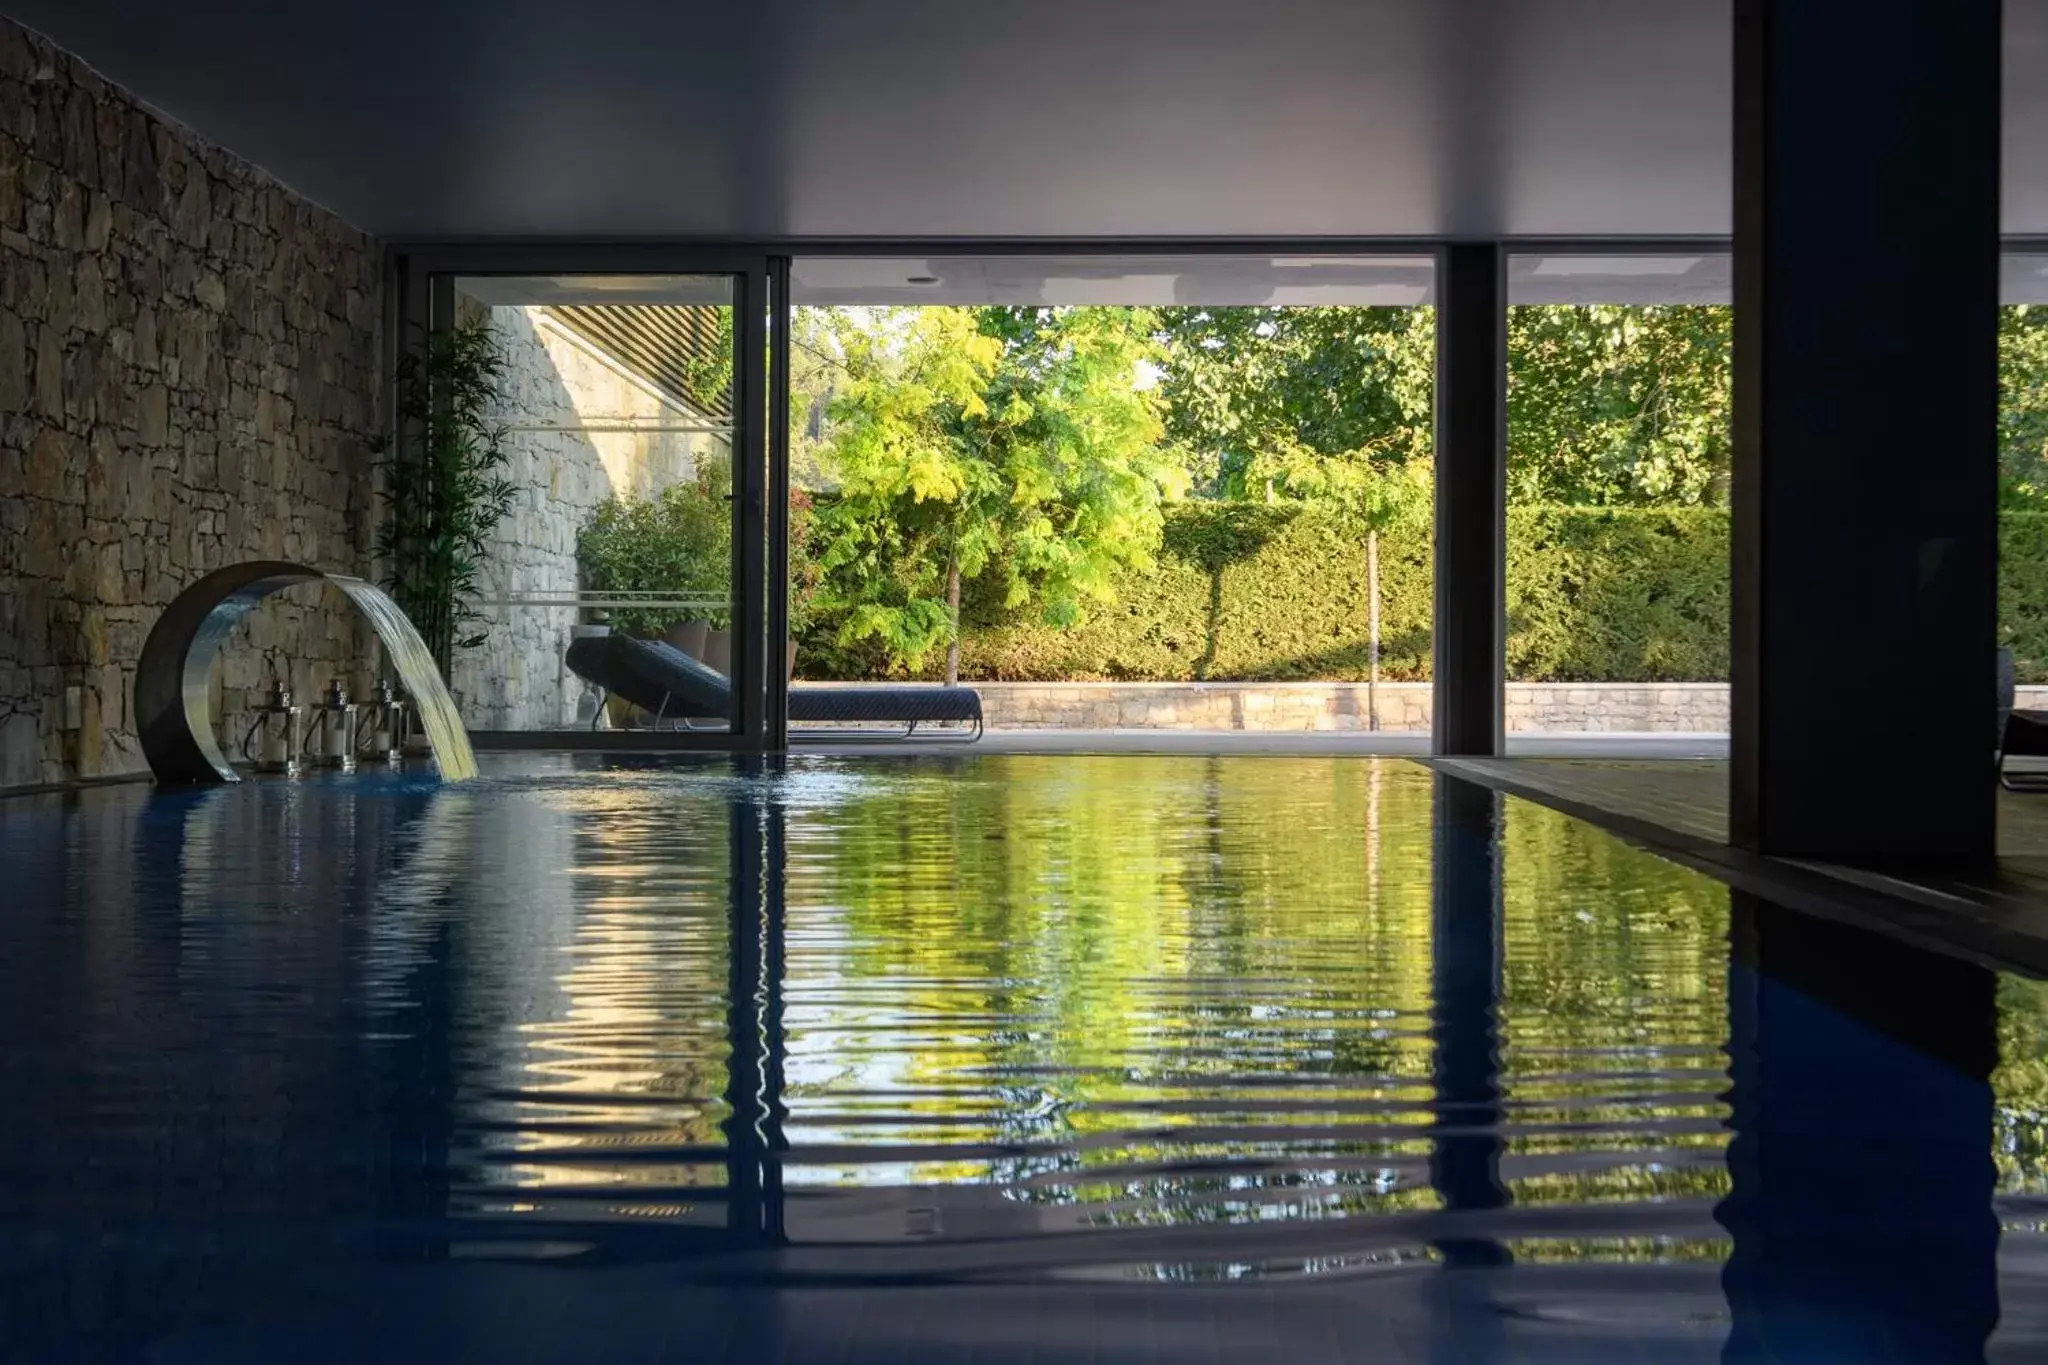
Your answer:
[663,619,709,660]
[701,628,731,677]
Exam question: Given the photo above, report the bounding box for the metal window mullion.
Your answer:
[767,256,792,752]
[732,265,770,748]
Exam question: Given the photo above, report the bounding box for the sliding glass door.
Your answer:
[394,250,782,751]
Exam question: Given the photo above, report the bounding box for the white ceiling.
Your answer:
[790,256,1440,306]
[25,0,2039,242]
[447,254,2048,309]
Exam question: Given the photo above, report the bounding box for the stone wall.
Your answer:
[1504,683,1728,734]
[0,17,382,787]
[449,300,727,731]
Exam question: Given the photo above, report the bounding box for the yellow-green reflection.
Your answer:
[432,755,2048,1253]
[1498,796,1734,1212]
[1998,974,2048,1196]
[784,757,1440,1222]
[778,757,1742,1238]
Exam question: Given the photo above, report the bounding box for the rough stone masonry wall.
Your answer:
[0,18,382,786]
[450,301,726,731]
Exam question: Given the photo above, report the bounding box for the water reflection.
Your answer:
[1425,776,1509,1362]
[1719,894,2000,1362]
[0,757,2044,1361]
[1427,775,1508,1264]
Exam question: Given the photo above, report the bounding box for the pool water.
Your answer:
[2,754,2045,1363]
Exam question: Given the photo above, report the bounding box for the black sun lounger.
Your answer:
[2004,710,2048,792]
[566,634,983,742]
[1997,647,2048,791]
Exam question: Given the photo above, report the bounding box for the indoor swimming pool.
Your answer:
[2,754,2044,1362]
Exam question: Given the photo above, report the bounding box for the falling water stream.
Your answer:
[328,575,478,781]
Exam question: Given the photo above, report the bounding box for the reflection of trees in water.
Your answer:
[1496,796,1736,1211]
[1997,974,2048,1194]
[787,759,1743,1232]
[774,756,1875,1246]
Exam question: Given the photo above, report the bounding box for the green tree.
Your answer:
[1154,306,1435,496]
[1151,306,1433,709]
[2002,305,2048,508]
[1506,305,1732,506]
[577,454,733,636]
[811,306,1187,681]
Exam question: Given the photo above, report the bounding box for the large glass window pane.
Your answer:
[443,275,737,735]
[2002,251,2048,747]
[1503,254,1733,743]
[785,255,1435,740]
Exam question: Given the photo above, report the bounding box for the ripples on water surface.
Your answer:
[2,753,2046,1362]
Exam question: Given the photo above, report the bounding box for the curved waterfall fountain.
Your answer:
[134,560,478,784]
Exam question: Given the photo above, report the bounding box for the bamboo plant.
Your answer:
[375,318,518,676]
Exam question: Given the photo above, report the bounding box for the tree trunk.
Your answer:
[1367,528,1381,732]
[944,552,962,687]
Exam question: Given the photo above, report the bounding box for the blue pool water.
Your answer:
[1,754,2045,1363]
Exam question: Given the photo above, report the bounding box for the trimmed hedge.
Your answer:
[960,503,1435,682]
[1505,507,1729,681]
[799,504,2048,683]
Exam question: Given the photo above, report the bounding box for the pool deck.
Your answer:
[1431,755,2048,978]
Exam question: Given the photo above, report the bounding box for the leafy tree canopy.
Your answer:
[2002,305,2048,508]
[1507,305,1732,507]
[787,297,2048,676]
[807,305,1187,672]
[1154,305,1434,524]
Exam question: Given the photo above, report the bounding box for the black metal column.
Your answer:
[1433,243,1506,757]
[1730,0,2001,867]
[767,257,792,752]
[732,268,771,749]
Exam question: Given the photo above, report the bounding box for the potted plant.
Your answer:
[374,318,518,678]
[579,454,734,657]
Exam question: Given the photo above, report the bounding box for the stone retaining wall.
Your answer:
[0,18,383,785]
[966,682,2048,733]
[973,681,1706,733]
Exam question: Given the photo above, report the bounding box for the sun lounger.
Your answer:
[566,634,983,742]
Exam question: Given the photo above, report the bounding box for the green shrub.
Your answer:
[957,502,1434,682]
[1505,507,1729,681]
[797,503,2048,683]
[578,456,732,636]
